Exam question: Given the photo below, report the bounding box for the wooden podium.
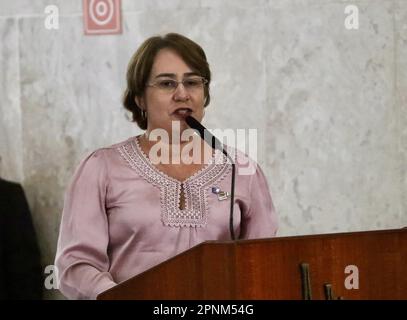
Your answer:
[97,228,406,300]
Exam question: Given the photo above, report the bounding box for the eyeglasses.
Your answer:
[146,77,208,93]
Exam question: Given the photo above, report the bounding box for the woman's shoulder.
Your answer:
[102,136,138,151]
[223,145,260,175]
[76,136,139,167]
[67,136,140,184]
[86,136,138,156]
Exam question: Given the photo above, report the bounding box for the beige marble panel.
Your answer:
[0,1,81,16]
[395,0,407,227]
[265,0,402,235]
[2,0,259,17]
[0,18,23,182]
[122,0,268,11]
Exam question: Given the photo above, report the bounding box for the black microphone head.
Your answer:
[185,115,202,130]
[185,115,223,151]
[185,115,205,138]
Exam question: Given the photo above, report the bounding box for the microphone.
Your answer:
[185,115,236,241]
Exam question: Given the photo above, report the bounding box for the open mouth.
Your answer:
[173,108,193,118]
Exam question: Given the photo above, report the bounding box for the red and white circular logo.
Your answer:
[83,0,122,35]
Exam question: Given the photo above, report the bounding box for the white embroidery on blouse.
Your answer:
[117,137,231,227]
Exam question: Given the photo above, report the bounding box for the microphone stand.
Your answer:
[185,116,236,240]
[226,155,236,241]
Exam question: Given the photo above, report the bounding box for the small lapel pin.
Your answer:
[212,187,221,194]
[217,191,230,201]
[212,187,229,201]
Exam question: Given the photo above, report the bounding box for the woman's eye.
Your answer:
[185,79,200,87]
[159,80,176,88]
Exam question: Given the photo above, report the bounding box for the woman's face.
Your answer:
[136,48,206,139]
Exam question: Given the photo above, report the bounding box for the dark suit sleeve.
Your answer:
[3,184,43,299]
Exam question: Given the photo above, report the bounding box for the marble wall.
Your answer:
[0,0,406,299]
[396,0,407,234]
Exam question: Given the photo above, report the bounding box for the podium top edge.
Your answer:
[201,227,407,246]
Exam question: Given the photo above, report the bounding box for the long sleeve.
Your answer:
[239,165,278,239]
[55,150,117,300]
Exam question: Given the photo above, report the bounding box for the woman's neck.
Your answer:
[139,131,213,166]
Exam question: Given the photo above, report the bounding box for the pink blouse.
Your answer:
[55,136,278,299]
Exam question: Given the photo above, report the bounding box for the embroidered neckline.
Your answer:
[133,135,220,184]
[118,136,231,227]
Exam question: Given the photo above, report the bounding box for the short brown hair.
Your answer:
[123,33,211,130]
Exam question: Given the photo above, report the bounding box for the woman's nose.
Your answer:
[173,83,190,101]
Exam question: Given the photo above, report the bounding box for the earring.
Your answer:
[141,109,147,119]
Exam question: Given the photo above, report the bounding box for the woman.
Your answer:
[55,33,278,300]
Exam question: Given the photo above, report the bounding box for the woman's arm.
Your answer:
[239,164,278,239]
[55,150,117,299]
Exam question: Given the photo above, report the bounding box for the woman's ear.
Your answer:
[135,96,145,110]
